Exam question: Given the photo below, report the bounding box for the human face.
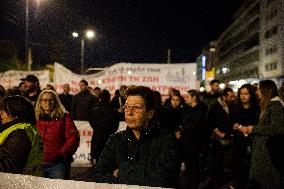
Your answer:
[240,88,251,104]
[125,95,153,131]
[211,83,220,93]
[185,93,195,106]
[63,84,70,94]
[79,82,88,91]
[0,110,14,124]
[24,81,36,92]
[171,95,181,109]
[40,93,56,114]
[224,92,236,105]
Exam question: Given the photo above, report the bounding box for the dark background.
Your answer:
[0,0,245,73]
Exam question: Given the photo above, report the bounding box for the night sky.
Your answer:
[0,0,245,73]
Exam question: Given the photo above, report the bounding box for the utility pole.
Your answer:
[167,48,171,64]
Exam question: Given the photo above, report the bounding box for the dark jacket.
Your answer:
[59,93,73,113]
[181,102,208,141]
[71,90,95,121]
[208,99,232,138]
[89,103,119,160]
[110,96,126,121]
[0,120,31,173]
[92,126,180,187]
[249,99,284,188]
[36,113,80,163]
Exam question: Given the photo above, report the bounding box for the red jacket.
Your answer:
[36,113,79,163]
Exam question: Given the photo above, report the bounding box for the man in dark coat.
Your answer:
[71,80,96,121]
[92,86,180,188]
[58,84,73,112]
[21,75,41,106]
[89,89,119,163]
[208,88,235,176]
[203,79,221,109]
[110,85,127,121]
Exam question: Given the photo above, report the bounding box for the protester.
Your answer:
[35,90,80,179]
[93,87,101,103]
[208,88,235,177]
[110,85,127,121]
[21,75,41,106]
[163,88,180,107]
[203,79,221,109]
[230,84,260,189]
[71,80,96,121]
[58,83,73,112]
[92,86,180,187]
[180,89,208,189]
[0,96,43,176]
[158,90,185,133]
[238,80,284,188]
[89,89,119,165]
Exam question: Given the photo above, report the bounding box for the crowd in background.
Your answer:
[0,75,284,189]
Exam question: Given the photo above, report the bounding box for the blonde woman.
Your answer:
[35,90,79,179]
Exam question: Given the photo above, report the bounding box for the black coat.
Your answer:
[89,103,119,160]
[71,90,95,121]
[110,96,126,121]
[158,105,186,133]
[92,126,180,187]
[59,93,73,112]
[208,100,232,137]
[0,120,31,173]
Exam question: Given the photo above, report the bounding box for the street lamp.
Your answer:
[25,0,45,71]
[72,30,95,74]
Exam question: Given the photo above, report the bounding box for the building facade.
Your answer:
[215,0,284,85]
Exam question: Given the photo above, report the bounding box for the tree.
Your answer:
[0,40,26,72]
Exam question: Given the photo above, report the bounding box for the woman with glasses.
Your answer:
[0,95,43,175]
[93,86,180,187]
[35,90,79,179]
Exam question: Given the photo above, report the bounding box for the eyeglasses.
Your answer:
[124,104,146,113]
[41,98,55,103]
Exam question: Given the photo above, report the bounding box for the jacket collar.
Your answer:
[271,96,284,107]
[125,126,160,142]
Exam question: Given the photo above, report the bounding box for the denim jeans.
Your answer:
[43,162,70,179]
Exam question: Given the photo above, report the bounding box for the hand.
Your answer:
[238,126,253,135]
[246,126,253,134]
[175,130,182,139]
[233,123,240,130]
[113,169,119,177]
[214,129,225,138]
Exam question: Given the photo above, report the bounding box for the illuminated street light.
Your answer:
[72,32,79,38]
[72,30,96,74]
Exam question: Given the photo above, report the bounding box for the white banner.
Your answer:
[72,121,93,167]
[54,62,197,97]
[0,70,50,90]
[0,173,166,189]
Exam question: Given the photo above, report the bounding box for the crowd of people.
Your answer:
[0,75,284,189]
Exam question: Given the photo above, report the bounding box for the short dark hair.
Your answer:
[94,87,101,90]
[125,86,156,111]
[187,89,200,102]
[80,79,88,86]
[99,89,111,103]
[0,95,36,125]
[210,79,220,85]
[221,88,234,97]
